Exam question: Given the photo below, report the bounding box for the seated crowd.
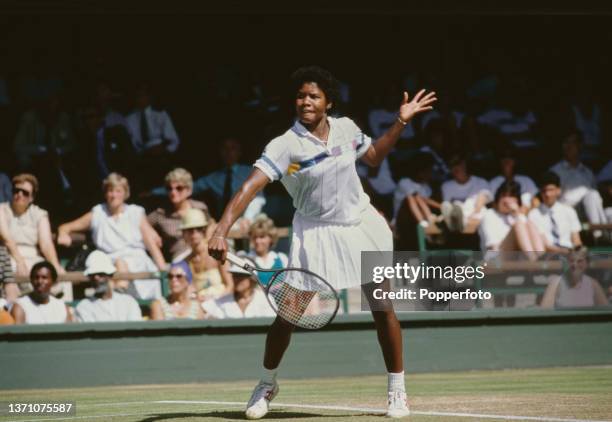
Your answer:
[0,167,285,324]
[1,77,611,323]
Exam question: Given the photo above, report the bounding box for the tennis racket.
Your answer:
[226,252,340,330]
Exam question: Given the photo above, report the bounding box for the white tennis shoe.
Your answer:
[386,390,410,418]
[245,380,279,420]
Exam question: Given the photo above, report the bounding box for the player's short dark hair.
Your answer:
[538,171,561,188]
[30,261,58,283]
[291,66,340,108]
[494,180,522,205]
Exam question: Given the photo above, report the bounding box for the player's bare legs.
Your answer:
[245,316,294,419]
[263,316,295,369]
[363,280,410,417]
[371,309,403,372]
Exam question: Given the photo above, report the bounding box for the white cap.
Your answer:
[84,251,117,276]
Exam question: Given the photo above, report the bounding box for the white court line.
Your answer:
[7,399,612,422]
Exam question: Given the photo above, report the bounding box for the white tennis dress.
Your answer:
[254,117,393,290]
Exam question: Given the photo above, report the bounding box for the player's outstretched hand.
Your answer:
[208,234,228,263]
[398,89,437,123]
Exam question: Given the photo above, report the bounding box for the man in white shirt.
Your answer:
[202,255,274,319]
[75,251,142,323]
[125,84,180,190]
[528,172,582,253]
[441,155,492,232]
[550,131,608,232]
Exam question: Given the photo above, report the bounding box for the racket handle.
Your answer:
[225,252,255,273]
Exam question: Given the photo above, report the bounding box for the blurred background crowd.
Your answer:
[0,13,611,324]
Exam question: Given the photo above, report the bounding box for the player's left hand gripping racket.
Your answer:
[226,252,340,330]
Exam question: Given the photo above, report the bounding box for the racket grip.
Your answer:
[225,252,253,272]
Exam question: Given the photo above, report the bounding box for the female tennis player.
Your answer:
[208,66,436,419]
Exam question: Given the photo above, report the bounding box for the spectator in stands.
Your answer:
[419,118,453,184]
[177,209,232,302]
[150,261,204,320]
[441,154,492,232]
[57,173,166,300]
[479,181,544,258]
[0,172,11,203]
[393,152,439,228]
[13,94,77,212]
[528,172,582,253]
[247,216,288,285]
[125,83,179,190]
[0,174,64,304]
[11,261,72,324]
[74,251,142,322]
[85,82,135,181]
[550,131,609,237]
[202,254,275,319]
[541,247,608,308]
[148,168,213,262]
[13,94,76,170]
[193,137,266,227]
[489,147,538,211]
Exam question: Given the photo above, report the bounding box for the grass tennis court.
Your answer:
[2,366,611,422]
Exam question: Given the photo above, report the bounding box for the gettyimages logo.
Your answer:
[360,251,612,312]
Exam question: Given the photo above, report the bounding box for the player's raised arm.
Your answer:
[208,168,270,262]
[361,89,437,167]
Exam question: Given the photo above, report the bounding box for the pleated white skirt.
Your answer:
[288,204,393,290]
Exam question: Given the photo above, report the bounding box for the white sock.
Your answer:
[261,367,277,384]
[388,371,405,393]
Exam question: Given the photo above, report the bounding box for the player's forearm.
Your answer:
[368,120,405,166]
[214,185,260,237]
[213,170,269,238]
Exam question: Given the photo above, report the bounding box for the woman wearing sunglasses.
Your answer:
[150,261,204,320]
[0,173,64,303]
[147,168,213,262]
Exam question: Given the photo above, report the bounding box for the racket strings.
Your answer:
[266,269,338,329]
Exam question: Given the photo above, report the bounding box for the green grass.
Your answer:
[1,366,611,421]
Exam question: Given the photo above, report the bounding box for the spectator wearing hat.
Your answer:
[11,261,72,324]
[550,131,609,234]
[148,168,213,262]
[74,251,142,323]
[528,172,582,254]
[150,261,204,320]
[177,208,232,302]
[247,216,288,286]
[202,254,275,319]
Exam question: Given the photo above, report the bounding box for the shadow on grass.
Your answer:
[137,410,373,420]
